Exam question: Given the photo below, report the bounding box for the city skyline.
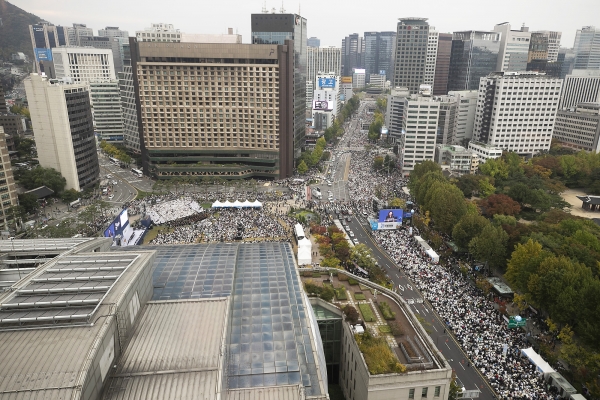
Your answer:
[13,0,598,49]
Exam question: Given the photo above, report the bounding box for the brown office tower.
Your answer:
[130,39,294,180]
[433,33,452,95]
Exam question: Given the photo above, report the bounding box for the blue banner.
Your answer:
[318,77,336,88]
[34,48,53,62]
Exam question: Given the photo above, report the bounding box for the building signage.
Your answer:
[318,77,336,88]
[341,76,353,84]
[34,48,53,62]
[313,100,330,110]
[379,70,386,75]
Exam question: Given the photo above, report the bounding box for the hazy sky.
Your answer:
[12,0,598,48]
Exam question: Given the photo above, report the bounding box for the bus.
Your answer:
[294,223,305,243]
[131,168,143,178]
[109,157,119,165]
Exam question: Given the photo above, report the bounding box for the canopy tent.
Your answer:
[521,347,555,375]
[232,200,243,208]
[297,238,312,265]
[426,248,439,263]
[241,200,253,208]
[212,200,261,209]
[222,200,233,208]
[252,200,262,208]
[212,200,224,208]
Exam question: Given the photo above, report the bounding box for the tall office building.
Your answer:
[130,40,294,179]
[532,31,562,62]
[392,18,431,94]
[573,26,600,70]
[252,13,307,159]
[494,23,531,72]
[553,103,600,152]
[28,22,70,74]
[425,30,439,87]
[0,85,26,139]
[312,74,340,130]
[558,47,576,79]
[363,32,396,83]
[52,47,116,83]
[98,26,129,39]
[307,46,342,107]
[341,33,364,76]
[119,44,141,154]
[472,72,562,156]
[433,33,452,95]
[25,74,100,191]
[528,32,549,63]
[448,90,478,145]
[558,70,600,109]
[307,37,320,47]
[448,31,501,91]
[89,81,123,142]
[69,23,94,46]
[0,126,18,228]
[385,87,410,142]
[135,23,181,42]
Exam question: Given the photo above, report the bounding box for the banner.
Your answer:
[377,209,403,230]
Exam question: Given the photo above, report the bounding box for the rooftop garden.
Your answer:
[354,331,407,375]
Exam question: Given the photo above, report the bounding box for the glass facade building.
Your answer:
[312,304,342,384]
[448,31,501,91]
[364,32,396,83]
[574,26,600,70]
[392,18,431,94]
[252,14,307,159]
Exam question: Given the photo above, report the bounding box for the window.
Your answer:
[409,389,415,399]
[434,386,440,397]
[422,387,428,398]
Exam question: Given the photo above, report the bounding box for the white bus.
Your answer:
[109,157,119,165]
[131,168,143,178]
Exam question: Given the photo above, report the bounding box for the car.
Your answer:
[346,216,352,222]
[407,298,415,305]
[329,199,334,203]
[353,238,359,245]
[106,174,112,179]
[108,194,115,199]
[327,182,332,186]
[112,180,118,185]
[349,231,354,237]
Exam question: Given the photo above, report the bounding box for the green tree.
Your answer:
[478,177,496,197]
[413,170,445,206]
[424,181,468,235]
[297,160,308,175]
[60,189,80,203]
[408,160,441,191]
[479,193,521,216]
[321,256,341,269]
[468,224,509,269]
[17,167,67,194]
[389,197,406,208]
[452,213,490,251]
[479,158,509,179]
[505,239,552,293]
[17,193,39,214]
[373,156,384,170]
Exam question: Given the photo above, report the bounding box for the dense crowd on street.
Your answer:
[145,197,203,224]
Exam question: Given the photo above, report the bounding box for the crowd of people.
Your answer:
[145,197,203,224]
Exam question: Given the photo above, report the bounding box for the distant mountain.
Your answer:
[0,0,48,61]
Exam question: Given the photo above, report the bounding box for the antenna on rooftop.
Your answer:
[298,3,301,15]
[280,1,286,13]
[262,0,267,13]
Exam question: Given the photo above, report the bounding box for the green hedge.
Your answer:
[335,287,347,300]
[348,278,359,285]
[379,325,392,334]
[378,301,396,320]
[359,303,376,322]
[354,292,366,300]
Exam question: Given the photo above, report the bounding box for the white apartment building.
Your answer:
[559,70,600,110]
[307,46,342,108]
[494,23,531,72]
[472,71,562,156]
[468,141,504,161]
[369,74,386,88]
[136,23,181,42]
[68,23,93,46]
[353,68,366,88]
[553,102,600,152]
[435,144,478,175]
[425,30,439,87]
[25,74,100,191]
[52,47,116,84]
[399,93,440,175]
[448,90,478,145]
[89,80,123,143]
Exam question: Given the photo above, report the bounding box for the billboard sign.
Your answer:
[313,100,331,111]
[379,70,386,75]
[377,209,403,230]
[353,68,366,74]
[34,48,53,62]
[318,77,336,88]
[341,76,353,84]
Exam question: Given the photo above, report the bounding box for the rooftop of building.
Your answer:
[300,268,447,374]
[468,141,504,150]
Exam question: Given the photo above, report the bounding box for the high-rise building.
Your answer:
[494,23,531,72]
[307,37,320,47]
[69,23,94,46]
[25,74,100,191]
[341,33,364,76]
[312,74,340,130]
[135,23,181,42]
[553,102,600,152]
[436,98,457,144]
[252,13,307,159]
[89,81,123,142]
[472,72,562,156]
[558,47,576,79]
[424,30,439,87]
[447,90,478,145]
[385,87,410,142]
[433,33,452,95]
[392,18,431,94]
[0,126,18,228]
[559,69,600,109]
[119,43,141,154]
[130,40,294,179]
[528,32,549,63]
[573,26,600,70]
[78,35,112,50]
[363,32,396,83]
[448,31,501,91]
[52,47,116,84]
[534,31,562,62]
[0,84,26,140]
[28,22,69,74]
[98,26,129,39]
[306,46,342,108]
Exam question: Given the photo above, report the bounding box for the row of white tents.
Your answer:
[211,200,263,209]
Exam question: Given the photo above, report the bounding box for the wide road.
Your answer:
[345,215,495,399]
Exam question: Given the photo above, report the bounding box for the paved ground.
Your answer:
[561,188,599,219]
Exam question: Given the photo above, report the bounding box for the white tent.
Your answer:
[521,347,555,375]
[232,200,243,208]
[222,200,233,208]
[212,200,224,208]
[297,238,312,265]
[242,200,253,208]
[252,200,262,208]
[426,248,439,263]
